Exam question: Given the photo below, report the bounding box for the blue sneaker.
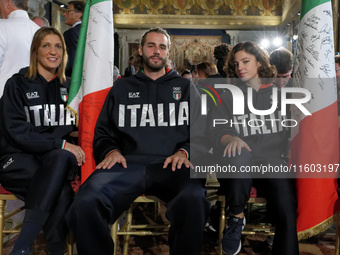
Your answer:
[9,248,32,255]
[221,216,246,255]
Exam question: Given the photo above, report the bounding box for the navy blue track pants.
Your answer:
[218,149,299,255]
[0,149,78,247]
[66,157,210,255]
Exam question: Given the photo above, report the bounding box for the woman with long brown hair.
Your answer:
[211,41,298,255]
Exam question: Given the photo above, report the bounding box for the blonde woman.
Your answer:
[0,27,85,255]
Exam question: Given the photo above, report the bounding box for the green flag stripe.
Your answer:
[300,0,330,19]
[91,0,110,6]
[68,0,112,103]
[67,0,91,102]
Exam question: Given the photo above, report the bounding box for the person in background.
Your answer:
[195,61,223,107]
[165,59,179,74]
[113,65,121,82]
[0,27,85,255]
[189,64,199,84]
[181,69,192,80]
[0,0,39,96]
[0,0,40,228]
[66,27,210,255]
[63,0,84,77]
[269,46,293,88]
[183,58,193,73]
[196,61,220,79]
[32,16,49,27]
[211,41,298,255]
[124,55,135,77]
[214,43,231,78]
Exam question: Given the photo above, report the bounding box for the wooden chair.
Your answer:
[0,193,23,255]
[212,195,274,255]
[111,196,169,255]
[244,197,275,235]
[111,192,224,255]
[0,188,74,255]
[110,188,275,255]
[206,173,275,255]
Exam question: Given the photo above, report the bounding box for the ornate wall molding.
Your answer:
[113,14,282,29]
[113,0,282,29]
[169,35,222,69]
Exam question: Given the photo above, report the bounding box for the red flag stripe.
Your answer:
[78,87,111,183]
[291,102,340,238]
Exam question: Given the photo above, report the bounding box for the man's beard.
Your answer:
[143,55,167,72]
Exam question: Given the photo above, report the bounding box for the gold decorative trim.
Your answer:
[227,0,252,16]
[115,0,139,14]
[297,211,339,240]
[113,14,281,29]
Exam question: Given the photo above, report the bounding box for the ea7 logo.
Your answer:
[129,92,140,98]
[26,91,39,99]
[3,157,14,169]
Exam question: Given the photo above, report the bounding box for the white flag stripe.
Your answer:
[291,1,337,139]
[82,1,114,96]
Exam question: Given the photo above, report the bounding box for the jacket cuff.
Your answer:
[178,148,189,159]
[105,149,121,158]
[61,140,67,149]
[220,134,231,145]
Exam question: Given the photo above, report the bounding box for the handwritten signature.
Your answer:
[319,24,332,35]
[321,36,332,49]
[306,44,319,61]
[323,10,332,17]
[320,64,331,77]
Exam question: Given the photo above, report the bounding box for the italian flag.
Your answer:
[290,0,340,239]
[67,0,113,183]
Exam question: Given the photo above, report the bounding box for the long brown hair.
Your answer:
[196,62,218,77]
[225,41,277,79]
[26,27,68,83]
